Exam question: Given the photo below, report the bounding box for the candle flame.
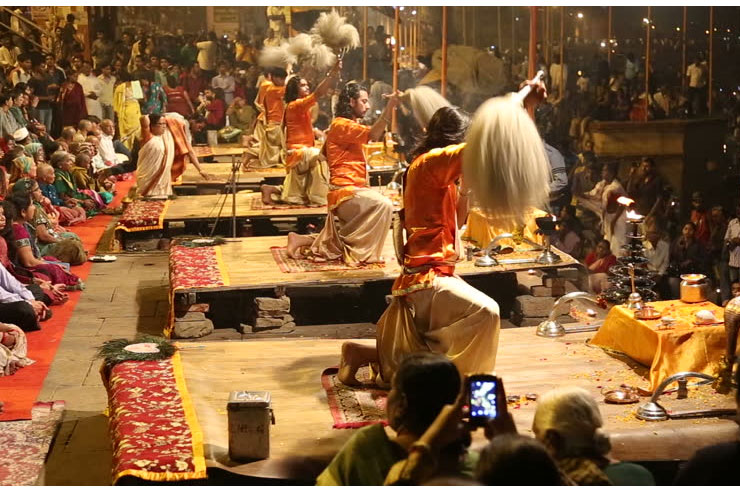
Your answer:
[617,196,635,207]
[626,210,644,221]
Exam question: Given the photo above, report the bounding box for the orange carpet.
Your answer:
[0,179,135,422]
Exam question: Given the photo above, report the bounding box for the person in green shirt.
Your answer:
[316,353,471,486]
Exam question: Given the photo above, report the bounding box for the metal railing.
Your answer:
[0,7,52,39]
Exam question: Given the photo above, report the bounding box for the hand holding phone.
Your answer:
[468,374,500,428]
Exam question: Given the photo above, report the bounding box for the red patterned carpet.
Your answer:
[101,354,206,484]
[0,401,65,485]
[321,367,388,429]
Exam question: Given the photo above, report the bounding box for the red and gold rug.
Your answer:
[0,401,65,485]
[102,353,206,484]
[270,247,386,274]
[167,243,230,337]
[115,199,170,233]
[321,367,388,429]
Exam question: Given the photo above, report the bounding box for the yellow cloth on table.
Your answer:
[590,300,734,392]
[464,207,546,249]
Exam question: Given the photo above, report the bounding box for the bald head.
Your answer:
[101,119,115,136]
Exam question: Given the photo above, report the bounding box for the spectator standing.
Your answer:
[58,74,87,128]
[211,62,236,105]
[181,63,208,103]
[686,54,708,117]
[28,61,54,133]
[97,64,116,122]
[626,157,663,217]
[77,60,103,120]
[90,31,114,70]
[690,191,711,246]
[667,222,708,298]
[140,77,168,115]
[60,14,79,60]
[721,203,740,303]
[9,54,32,87]
[196,32,218,79]
[164,75,194,117]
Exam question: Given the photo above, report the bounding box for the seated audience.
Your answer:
[667,222,707,299]
[12,179,86,265]
[584,239,617,293]
[475,435,567,486]
[2,194,83,290]
[0,323,33,376]
[532,387,655,485]
[316,353,468,486]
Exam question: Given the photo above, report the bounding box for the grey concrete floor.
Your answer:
[40,252,170,486]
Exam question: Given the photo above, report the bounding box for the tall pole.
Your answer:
[544,6,550,66]
[607,7,613,66]
[645,6,651,122]
[362,6,368,80]
[463,7,468,45]
[441,6,448,98]
[511,6,516,73]
[392,6,400,132]
[560,7,564,101]
[681,7,687,93]
[709,6,714,115]
[528,6,537,78]
[528,7,538,118]
[497,6,502,52]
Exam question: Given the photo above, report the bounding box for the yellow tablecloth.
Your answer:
[464,207,546,248]
[590,300,733,392]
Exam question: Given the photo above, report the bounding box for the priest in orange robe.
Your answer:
[260,61,341,206]
[286,81,400,265]
[243,67,287,168]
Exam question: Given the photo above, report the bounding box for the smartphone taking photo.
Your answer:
[468,374,500,427]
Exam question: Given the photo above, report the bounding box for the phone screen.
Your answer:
[469,378,498,420]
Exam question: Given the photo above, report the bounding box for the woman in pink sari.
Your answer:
[3,194,82,290]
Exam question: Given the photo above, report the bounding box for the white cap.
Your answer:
[12,127,29,142]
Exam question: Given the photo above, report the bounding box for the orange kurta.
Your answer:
[283,92,317,170]
[324,117,371,210]
[392,143,465,296]
[254,79,272,120]
[263,84,286,124]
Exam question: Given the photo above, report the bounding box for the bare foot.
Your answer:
[260,184,280,205]
[287,232,312,259]
[338,341,363,386]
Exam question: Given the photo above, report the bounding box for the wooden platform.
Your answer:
[177,163,285,192]
[170,234,585,328]
[176,233,580,294]
[165,192,326,224]
[174,329,738,483]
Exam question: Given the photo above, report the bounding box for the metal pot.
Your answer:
[680,274,709,303]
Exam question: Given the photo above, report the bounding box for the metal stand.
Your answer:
[231,155,237,238]
[535,234,562,265]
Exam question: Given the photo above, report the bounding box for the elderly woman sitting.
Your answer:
[316,353,470,486]
[12,179,87,265]
[532,386,654,485]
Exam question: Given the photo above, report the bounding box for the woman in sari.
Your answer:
[58,75,87,128]
[141,77,168,115]
[50,150,97,213]
[37,162,86,225]
[164,75,194,117]
[8,154,37,183]
[112,75,142,150]
[13,179,86,265]
[0,201,68,305]
[3,194,82,289]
